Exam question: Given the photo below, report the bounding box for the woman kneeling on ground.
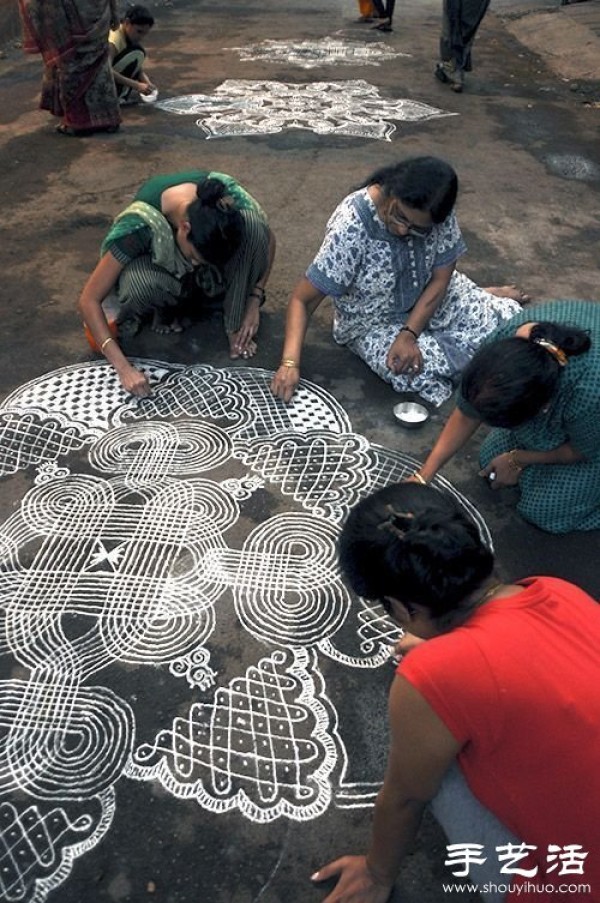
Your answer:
[271,156,524,408]
[413,299,600,533]
[312,482,600,902]
[79,170,275,396]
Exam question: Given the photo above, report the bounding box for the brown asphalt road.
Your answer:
[0,1,598,901]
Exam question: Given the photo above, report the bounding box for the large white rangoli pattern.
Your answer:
[227,37,410,69]
[0,361,490,901]
[155,79,456,140]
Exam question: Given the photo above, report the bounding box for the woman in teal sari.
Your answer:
[414,300,600,534]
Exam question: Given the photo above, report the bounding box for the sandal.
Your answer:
[435,63,452,85]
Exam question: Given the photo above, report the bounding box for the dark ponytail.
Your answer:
[462,321,591,428]
[186,177,243,268]
[338,484,493,621]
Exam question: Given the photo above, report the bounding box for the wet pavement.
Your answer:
[0,1,599,901]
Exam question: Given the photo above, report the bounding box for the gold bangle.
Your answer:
[508,450,523,473]
[281,359,298,368]
[413,472,428,485]
[100,336,115,352]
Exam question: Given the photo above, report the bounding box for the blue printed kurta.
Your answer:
[306,189,521,406]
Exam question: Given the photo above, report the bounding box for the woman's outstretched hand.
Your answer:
[271,364,300,403]
[118,362,152,397]
[311,856,392,903]
[229,302,261,359]
[479,453,522,488]
[393,632,426,659]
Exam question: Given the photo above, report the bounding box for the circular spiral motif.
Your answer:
[90,421,232,476]
[234,512,350,646]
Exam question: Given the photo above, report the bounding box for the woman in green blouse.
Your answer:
[79,170,275,396]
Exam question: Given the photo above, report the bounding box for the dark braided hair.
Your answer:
[461,321,591,428]
[338,483,493,621]
[357,156,458,224]
[186,177,243,268]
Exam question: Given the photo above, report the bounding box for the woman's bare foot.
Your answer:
[484,284,531,304]
[151,310,184,334]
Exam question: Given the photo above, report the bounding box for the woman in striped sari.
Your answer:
[79,171,275,396]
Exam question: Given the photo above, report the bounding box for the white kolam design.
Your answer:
[228,37,409,69]
[155,79,456,141]
[0,360,490,900]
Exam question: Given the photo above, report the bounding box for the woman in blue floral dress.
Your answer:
[271,157,523,407]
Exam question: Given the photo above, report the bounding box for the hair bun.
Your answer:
[196,177,226,207]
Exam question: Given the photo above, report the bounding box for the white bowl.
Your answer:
[393,401,430,428]
[140,88,159,104]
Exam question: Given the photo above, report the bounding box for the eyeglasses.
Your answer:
[387,210,432,238]
[385,201,433,238]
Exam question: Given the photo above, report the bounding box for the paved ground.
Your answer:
[0,2,599,902]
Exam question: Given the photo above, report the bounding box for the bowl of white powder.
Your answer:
[393,401,430,429]
[140,88,159,104]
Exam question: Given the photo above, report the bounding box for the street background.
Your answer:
[0,1,599,900]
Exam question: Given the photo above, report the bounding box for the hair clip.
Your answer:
[531,337,567,367]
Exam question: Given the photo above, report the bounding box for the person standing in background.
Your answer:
[18,0,121,136]
[371,0,396,31]
[435,0,491,92]
[356,0,377,23]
